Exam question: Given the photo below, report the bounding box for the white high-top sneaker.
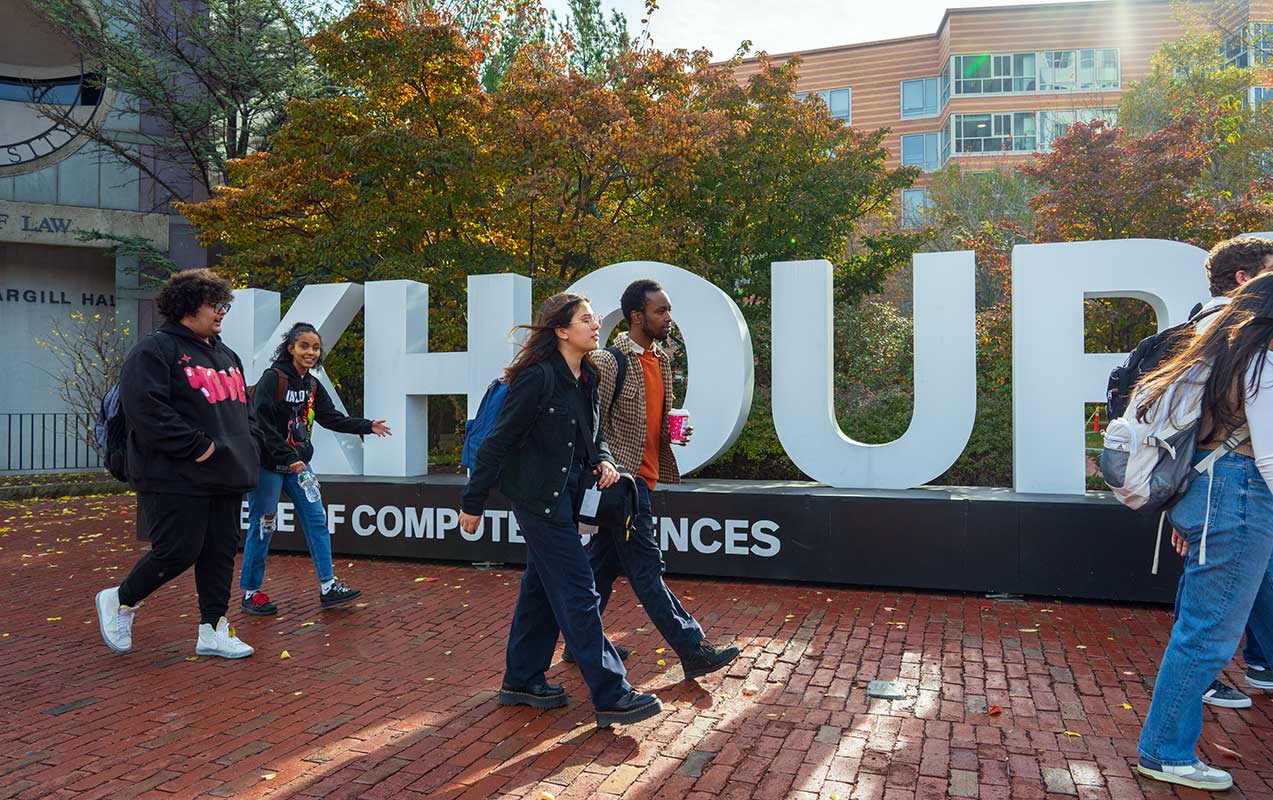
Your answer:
[95,587,134,653]
[195,617,254,659]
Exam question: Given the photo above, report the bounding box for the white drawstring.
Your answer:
[1200,464,1215,566]
[1152,511,1166,575]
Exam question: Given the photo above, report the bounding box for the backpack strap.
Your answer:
[535,361,554,413]
[604,345,626,420]
[272,367,289,404]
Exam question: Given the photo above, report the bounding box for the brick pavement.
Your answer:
[2,494,1272,799]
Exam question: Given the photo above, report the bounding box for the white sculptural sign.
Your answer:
[220,235,1272,493]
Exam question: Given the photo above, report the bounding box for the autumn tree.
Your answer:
[39,0,337,204]
[1119,25,1273,194]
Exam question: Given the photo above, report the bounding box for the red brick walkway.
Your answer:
[2,495,1271,799]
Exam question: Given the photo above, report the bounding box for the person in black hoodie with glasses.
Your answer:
[239,322,391,616]
[95,269,260,659]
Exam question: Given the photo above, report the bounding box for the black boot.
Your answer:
[595,690,662,727]
[562,643,630,664]
[680,641,740,680]
[499,681,568,709]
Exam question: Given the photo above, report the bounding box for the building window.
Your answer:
[1253,86,1272,108]
[901,132,941,171]
[1226,23,1273,67]
[901,77,940,119]
[901,188,933,228]
[952,48,1118,95]
[952,112,1037,154]
[797,87,851,123]
[1038,108,1118,150]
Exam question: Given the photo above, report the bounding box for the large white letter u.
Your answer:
[771,253,977,489]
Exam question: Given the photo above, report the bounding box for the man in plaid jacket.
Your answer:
[564,279,739,680]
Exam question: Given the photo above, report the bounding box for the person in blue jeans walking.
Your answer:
[240,323,392,615]
[1164,236,1273,709]
[459,292,665,728]
[1134,272,1273,792]
[575,279,739,679]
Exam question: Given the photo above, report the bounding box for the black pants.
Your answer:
[119,492,242,625]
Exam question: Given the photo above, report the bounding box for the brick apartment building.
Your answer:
[733,0,1272,223]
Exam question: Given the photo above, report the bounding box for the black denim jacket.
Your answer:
[461,351,615,519]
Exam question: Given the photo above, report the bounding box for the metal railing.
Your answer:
[1,413,102,472]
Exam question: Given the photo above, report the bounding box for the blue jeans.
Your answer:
[505,463,630,709]
[239,468,334,591]
[588,479,705,655]
[1140,452,1273,765]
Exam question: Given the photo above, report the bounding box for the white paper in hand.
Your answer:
[579,485,602,518]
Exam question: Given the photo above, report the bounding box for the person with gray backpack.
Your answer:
[1106,272,1273,792]
[1105,236,1273,710]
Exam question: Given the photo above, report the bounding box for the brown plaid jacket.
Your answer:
[588,333,680,484]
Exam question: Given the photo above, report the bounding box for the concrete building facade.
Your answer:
[1,0,207,469]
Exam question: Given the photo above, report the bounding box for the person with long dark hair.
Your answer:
[1134,271,1273,792]
[459,293,664,728]
[239,323,392,615]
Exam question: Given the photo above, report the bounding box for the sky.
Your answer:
[543,0,1069,59]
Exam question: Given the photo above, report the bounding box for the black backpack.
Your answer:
[1106,303,1218,419]
[94,385,129,481]
[95,330,179,482]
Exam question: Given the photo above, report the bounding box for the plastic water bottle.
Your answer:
[298,468,322,503]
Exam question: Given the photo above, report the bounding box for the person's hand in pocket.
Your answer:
[196,442,215,462]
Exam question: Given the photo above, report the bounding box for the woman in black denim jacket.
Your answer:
[460,292,665,728]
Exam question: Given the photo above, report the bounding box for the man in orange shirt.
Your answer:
[566,279,739,680]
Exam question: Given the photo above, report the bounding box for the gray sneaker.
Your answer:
[1246,664,1273,690]
[1201,679,1251,708]
[1136,757,1232,791]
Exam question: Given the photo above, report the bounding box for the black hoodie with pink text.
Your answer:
[119,322,260,495]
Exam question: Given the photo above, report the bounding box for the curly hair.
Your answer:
[155,269,233,323]
[1206,236,1273,295]
[272,322,324,368]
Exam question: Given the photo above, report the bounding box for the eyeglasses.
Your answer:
[568,314,599,326]
[212,302,232,315]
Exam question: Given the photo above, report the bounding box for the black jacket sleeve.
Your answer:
[461,368,543,515]
[313,380,374,435]
[120,336,211,460]
[252,369,300,468]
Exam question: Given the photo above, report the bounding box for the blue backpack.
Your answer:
[461,362,554,470]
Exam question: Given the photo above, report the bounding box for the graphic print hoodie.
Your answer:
[119,322,260,495]
[252,360,373,471]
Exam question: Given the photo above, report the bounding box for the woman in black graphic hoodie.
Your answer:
[239,323,392,615]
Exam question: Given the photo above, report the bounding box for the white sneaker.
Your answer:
[195,617,254,659]
[1136,758,1232,791]
[95,587,134,653]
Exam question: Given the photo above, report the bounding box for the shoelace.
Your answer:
[116,606,134,637]
[327,581,349,595]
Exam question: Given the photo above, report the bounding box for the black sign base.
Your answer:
[237,475,1179,604]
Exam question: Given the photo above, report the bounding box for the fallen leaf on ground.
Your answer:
[1062,731,1082,738]
[655,648,666,654]
[46,617,61,621]
[186,656,198,662]
[1120,703,1132,710]
[988,705,1002,715]
[657,659,666,667]
[280,650,291,659]
[300,622,315,627]
[1211,741,1243,760]
[1018,628,1038,633]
